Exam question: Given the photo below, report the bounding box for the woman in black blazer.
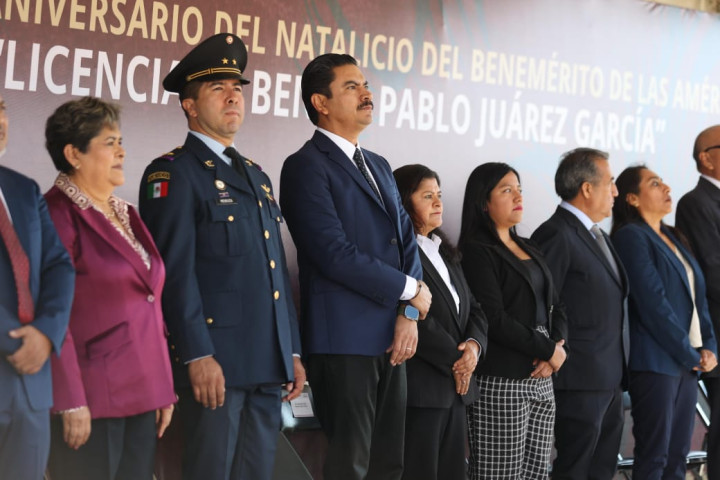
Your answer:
[393,165,489,480]
[458,162,568,480]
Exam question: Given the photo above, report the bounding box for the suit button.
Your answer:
[170,344,176,350]
[258,200,263,208]
[147,294,155,302]
[228,215,235,222]
[264,230,270,239]
[174,356,180,363]
[270,260,276,269]
[390,238,397,245]
[206,317,214,325]
[274,290,280,300]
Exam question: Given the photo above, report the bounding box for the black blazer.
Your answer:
[677,177,720,370]
[407,248,489,408]
[460,231,567,380]
[532,207,629,391]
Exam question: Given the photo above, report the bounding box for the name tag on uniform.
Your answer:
[216,197,237,205]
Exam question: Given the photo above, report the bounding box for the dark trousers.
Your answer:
[48,410,156,480]
[179,385,282,480]
[308,353,407,480]
[552,388,624,480]
[630,370,697,480]
[0,370,50,480]
[705,377,720,480]
[401,399,467,480]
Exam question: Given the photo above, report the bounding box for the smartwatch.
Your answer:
[397,304,420,322]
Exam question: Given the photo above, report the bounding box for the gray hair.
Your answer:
[554,147,609,201]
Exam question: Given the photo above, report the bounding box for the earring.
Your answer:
[74,164,80,169]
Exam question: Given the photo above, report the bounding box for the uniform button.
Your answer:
[274,290,280,300]
[228,215,235,222]
[264,230,270,239]
[170,344,176,350]
[276,216,281,222]
[258,200,263,208]
[270,260,276,269]
[147,294,155,302]
[390,238,398,245]
[174,356,180,362]
[206,317,214,325]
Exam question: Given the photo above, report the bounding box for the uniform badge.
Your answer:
[215,179,226,190]
[147,171,170,182]
[148,181,169,199]
[204,160,215,168]
[261,184,275,203]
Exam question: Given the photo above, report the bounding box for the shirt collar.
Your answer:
[701,174,720,191]
[559,200,595,232]
[317,127,360,161]
[189,130,236,166]
[416,233,442,252]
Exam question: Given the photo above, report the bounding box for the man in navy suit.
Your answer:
[139,35,305,480]
[532,148,629,480]
[0,92,75,479]
[280,54,432,480]
[677,125,720,480]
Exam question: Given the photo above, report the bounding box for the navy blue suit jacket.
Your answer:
[0,166,74,410]
[139,134,301,387]
[612,222,717,376]
[280,130,422,356]
[532,207,629,391]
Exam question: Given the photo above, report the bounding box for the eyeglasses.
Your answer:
[704,145,720,153]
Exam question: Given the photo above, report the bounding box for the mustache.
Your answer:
[358,100,374,110]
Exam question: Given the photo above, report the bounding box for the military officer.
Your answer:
[139,33,305,480]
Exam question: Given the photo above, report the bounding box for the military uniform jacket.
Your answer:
[139,133,301,388]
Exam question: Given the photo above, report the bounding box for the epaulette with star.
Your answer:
[244,157,262,171]
[154,145,186,162]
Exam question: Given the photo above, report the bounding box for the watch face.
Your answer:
[405,305,420,321]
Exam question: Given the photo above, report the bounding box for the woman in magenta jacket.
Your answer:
[43,97,175,480]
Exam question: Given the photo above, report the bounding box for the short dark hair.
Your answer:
[301,54,357,125]
[458,162,521,248]
[45,96,121,174]
[555,147,609,201]
[393,164,460,263]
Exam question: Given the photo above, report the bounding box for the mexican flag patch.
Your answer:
[148,181,168,199]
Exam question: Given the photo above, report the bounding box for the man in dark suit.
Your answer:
[139,34,305,480]
[280,54,432,480]
[0,92,75,479]
[677,125,720,480]
[532,148,629,480]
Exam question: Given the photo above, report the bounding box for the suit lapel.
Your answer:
[0,175,32,256]
[74,205,156,291]
[184,134,254,195]
[313,132,386,210]
[557,208,623,287]
[644,224,692,299]
[699,177,720,207]
[419,249,462,334]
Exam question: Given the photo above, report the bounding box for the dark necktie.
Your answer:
[591,224,620,280]
[224,146,248,183]
[0,203,34,323]
[353,148,382,203]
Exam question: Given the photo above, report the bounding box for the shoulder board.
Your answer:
[154,145,186,162]
[245,157,263,171]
